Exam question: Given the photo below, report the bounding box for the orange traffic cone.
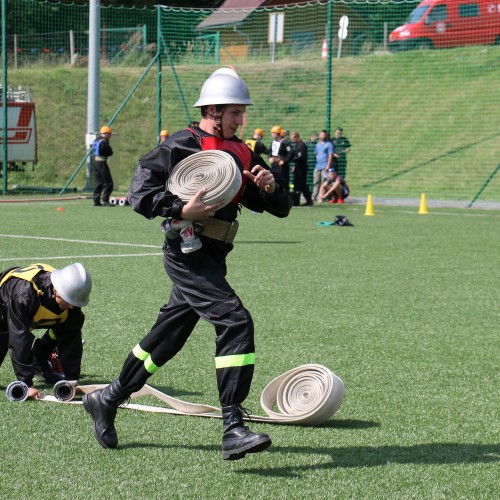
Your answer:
[418,193,429,214]
[321,39,328,60]
[365,194,375,216]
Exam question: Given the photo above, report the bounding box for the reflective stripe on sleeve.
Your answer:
[215,353,255,369]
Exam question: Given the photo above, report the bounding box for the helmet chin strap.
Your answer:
[207,106,226,138]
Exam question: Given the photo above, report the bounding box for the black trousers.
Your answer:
[117,244,255,407]
[0,328,8,368]
[293,168,312,203]
[93,161,113,204]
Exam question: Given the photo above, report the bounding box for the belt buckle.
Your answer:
[193,221,204,236]
[225,220,239,244]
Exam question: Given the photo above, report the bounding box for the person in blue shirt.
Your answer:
[312,130,334,203]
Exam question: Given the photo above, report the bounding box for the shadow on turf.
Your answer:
[117,442,499,476]
[233,443,500,477]
[317,418,379,429]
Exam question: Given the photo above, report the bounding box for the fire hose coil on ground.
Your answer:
[167,150,242,208]
[40,364,344,426]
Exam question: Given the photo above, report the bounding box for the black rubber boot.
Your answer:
[83,378,129,449]
[221,405,272,461]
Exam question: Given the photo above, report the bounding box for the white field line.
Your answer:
[0,253,163,262]
[0,234,161,248]
[347,207,496,217]
[0,234,162,262]
[396,210,493,217]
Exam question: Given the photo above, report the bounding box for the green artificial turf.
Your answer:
[0,200,498,499]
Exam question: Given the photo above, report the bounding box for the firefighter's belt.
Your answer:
[38,364,345,426]
[193,218,239,244]
[94,156,107,161]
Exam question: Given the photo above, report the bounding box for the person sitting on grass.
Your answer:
[319,168,350,204]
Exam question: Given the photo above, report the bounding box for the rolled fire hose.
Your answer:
[39,364,345,426]
[167,150,242,209]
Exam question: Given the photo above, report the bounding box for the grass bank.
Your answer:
[5,45,500,202]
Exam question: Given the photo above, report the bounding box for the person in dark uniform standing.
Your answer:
[0,263,92,399]
[82,68,293,460]
[331,127,351,178]
[252,128,269,156]
[269,126,292,194]
[276,128,293,194]
[93,126,114,207]
[269,125,283,166]
[290,130,313,206]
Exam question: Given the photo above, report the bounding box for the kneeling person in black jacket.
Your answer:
[0,263,92,399]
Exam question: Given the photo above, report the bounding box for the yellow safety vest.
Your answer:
[245,139,256,152]
[0,263,68,326]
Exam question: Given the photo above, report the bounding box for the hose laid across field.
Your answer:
[40,364,344,426]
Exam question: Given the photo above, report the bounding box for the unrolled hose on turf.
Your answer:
[39,364,344,426]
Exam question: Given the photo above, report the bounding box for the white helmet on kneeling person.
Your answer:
[51,263,92,307]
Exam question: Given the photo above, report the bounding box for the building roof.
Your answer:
[197,0,268,30]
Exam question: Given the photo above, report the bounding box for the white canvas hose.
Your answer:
[39,364,344,426]
[167,150,242,208]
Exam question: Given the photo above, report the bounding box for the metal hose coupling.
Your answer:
[53,380,77,402]
[6,381,29,402]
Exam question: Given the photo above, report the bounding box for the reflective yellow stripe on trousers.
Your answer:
[215,353,255,369]
[133,344,159,374]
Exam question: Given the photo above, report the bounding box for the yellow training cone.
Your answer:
[418,193,429,214]
[365,194,375,216]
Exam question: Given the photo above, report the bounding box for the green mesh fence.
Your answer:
[2,0,500,205]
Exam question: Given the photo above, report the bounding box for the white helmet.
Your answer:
[210,67,239,79]
[193,72,252,108]
[51,263,92,307]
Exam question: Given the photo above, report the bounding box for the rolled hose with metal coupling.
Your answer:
[39,364,345,426]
